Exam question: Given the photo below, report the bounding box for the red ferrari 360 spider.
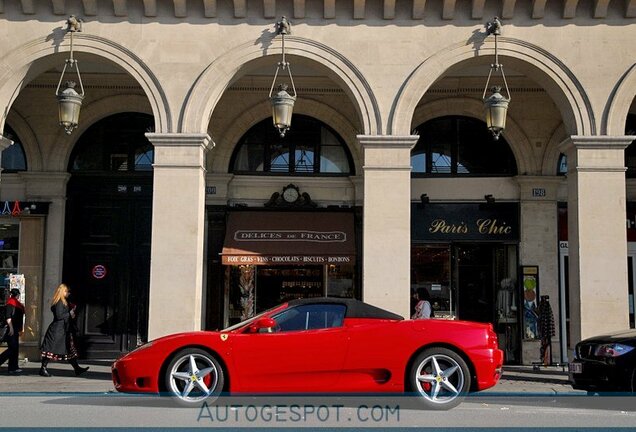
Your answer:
[112,298,503,409]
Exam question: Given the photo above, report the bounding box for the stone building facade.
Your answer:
[0,0,634,363]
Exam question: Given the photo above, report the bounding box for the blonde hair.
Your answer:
[51,283,69,306]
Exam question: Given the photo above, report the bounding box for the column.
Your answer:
[145,133,214,340]
[516,176,562,363]
[559,136,632,345]
[358,135,418,318]
[22,171,71,355]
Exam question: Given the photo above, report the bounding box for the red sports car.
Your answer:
[112,298,503,409]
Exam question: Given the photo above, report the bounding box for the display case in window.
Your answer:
[0,222,19,324]
[326,264,354,298]
[0,223,19,288]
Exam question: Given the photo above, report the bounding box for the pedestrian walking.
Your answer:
[39,283,89,377]
[0,288,25,374]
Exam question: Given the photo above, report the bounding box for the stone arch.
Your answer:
[0,34,170,134]
[212,98,362,175]
[411,97,536,175]
[605,63,636,135]
[48,94,153,172]
[182,36,380,136]
[391,37,594,137]
[541,124,568,176]
[4,110,43,171]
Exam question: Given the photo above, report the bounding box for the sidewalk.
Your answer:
[0,359,114,393]
[0,359,578,395]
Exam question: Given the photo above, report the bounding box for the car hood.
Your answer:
[582,329,636,345]
[126,331,221,355]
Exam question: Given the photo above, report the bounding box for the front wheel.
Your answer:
[409,347,471,410]
[164,348,225,406]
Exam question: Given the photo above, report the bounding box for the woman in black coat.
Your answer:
[39,283,88,377]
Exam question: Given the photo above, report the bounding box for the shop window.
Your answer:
[225,264,356,328]
[1,126,27,172]
[69,113,154,172]
[411,116,517,176]
[557,153,568,176]
[230,115,354,176]
[0,222,19,291]
[272,303,346,332]
[411,245,453,319]
[327,264,355,298]
[626,114,636,178]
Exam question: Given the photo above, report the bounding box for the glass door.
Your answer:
[411,245,453,319]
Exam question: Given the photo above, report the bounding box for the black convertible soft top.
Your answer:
[287,297,404,321]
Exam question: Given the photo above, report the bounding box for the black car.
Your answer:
[569,329,636,393]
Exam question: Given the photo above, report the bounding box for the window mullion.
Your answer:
[451,119,459,175]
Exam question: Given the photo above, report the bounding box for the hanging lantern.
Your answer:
[271,84,296,137]
[483,86,509,140]
[482,17,511,140]
[268,17,297,137]
[57,81,84,135]
[55,16,85,135]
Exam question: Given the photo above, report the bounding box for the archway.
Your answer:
[63,112,154,358]
[391,37,594,137]
[181,36,380,136]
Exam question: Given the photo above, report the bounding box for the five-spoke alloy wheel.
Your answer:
[409,347,471,410]
[164,348,225,406]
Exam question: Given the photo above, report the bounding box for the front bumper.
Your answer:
[569,359,632,392]
[112,354,161,394]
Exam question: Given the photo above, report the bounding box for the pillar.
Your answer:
[145,133,214,340]
[23,171,71,358]
[559,136,632,346]
[516,176,562,363]
[358,135,418,318]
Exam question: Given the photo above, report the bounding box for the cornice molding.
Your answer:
[559,135,636,152]
[1,0,634,20]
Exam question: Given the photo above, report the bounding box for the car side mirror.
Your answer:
[248,317,276,333]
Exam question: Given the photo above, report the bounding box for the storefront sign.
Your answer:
[222,255,352,265]
[221,211,356,266]
[412,203,519,241]
[234,230,346,242]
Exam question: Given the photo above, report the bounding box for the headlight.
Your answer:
[130,341,154,354]
[594,343,635,357]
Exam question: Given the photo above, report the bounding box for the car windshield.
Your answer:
[222,304,287,332]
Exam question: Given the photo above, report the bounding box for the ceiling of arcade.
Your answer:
[2,0,634,19]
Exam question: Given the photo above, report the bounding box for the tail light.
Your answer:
[487,324,499,349]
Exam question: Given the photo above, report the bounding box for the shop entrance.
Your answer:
[411,243,520,363]
[224,263,355,327]
[256,266,324,312]
[63,176,152,358]
[62,113,154,358]
[220,210,358,327]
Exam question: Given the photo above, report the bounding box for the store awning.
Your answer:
[221,211,356,265]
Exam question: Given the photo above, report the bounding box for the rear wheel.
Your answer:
[409,347,471,410]
[164,348,225,406]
